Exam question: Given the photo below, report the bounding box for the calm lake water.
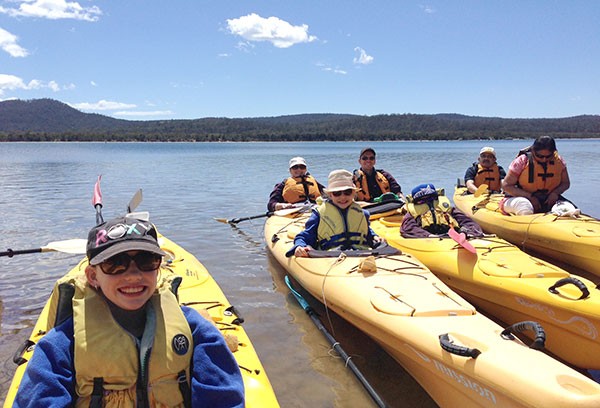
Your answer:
[1,140,599,407]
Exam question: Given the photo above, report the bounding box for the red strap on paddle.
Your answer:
[93,175,104,224]
[448,228,477,254]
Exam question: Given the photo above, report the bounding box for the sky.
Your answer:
[1,1,599,120]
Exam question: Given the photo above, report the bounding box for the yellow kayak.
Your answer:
[371,213,600,370]
[265,211,600,408]
[453,186,600,278]
[3,234,279,408]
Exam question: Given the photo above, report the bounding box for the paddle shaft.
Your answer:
[285,277,387,408]
[229,212,272,224]
[0,248,42,257]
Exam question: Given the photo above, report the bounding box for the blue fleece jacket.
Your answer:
[13,306,244,408]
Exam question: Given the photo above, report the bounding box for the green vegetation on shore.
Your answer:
[1,99,599,142]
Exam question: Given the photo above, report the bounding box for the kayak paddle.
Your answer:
[448,228,477,254]
[1,239,88,257]
[215,205,312,224]
[285,276,387,408]
[93,175,104,225]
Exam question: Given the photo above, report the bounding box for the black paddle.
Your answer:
[215,212,273,225]
[284,276,387,408]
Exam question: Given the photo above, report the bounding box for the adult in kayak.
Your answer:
[287,169,383,257]
[401,183,484,238]
[268,156,325,211]
[464,146,506,194]
[14,216,244,408]
[352,147,405,203]
[501,135,577,215]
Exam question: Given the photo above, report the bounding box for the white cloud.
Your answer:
[70,100,136,111]
[419,5,436,14]
[353,47,374,65]
[0,27,29,57]
[226,13,317,48]
[0,0,102,22]
[0,73,67,95]
[316,63,347,75]
[90,81,97,86]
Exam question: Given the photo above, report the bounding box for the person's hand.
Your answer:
[529,195,543,212]
[275,202,293,211]
[294,245,312,257]
[372,236,385,248]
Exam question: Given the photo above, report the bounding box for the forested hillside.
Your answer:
[1,99,598,141]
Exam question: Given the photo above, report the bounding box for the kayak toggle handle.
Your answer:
[225,305,245,325]
[438,334,481,359]
[500,321,546,350]
[13,339,35,366]
[548,277,590,300]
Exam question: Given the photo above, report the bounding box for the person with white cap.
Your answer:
[267,156,325,212]
[286,169,383,257]
[464,146,506,194]
[353,147,405,203]
[14,216,244,407]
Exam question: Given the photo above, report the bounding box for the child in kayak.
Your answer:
[288,169,383,257]
[14,216,244,408]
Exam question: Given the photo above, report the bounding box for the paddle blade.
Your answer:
[473,183,489,198]
[43,239,88,254]
[448,228,477,254]
[214,218,229,224]
[128,189,143,213]
[92,175,103,206]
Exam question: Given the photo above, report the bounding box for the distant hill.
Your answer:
[1,98,599,141]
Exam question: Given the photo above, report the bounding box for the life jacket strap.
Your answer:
[177,370,192,408]
[89,377,104,408]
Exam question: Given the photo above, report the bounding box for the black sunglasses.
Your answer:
[331,189,354,197]
[99,252,162,275]
[291,165,306,170]
[361,156,375,161]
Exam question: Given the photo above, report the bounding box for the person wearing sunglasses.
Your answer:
[352,147,405,203]
[286,169,383,257]
[401,183,484,239]
[501,136,576,215]
[14,216,244,408]
[268,156,325,212]
[464,146,506,194]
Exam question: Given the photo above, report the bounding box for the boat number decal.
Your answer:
[432,360,497,404]
[405,344,497,404]
[515,296,598,339]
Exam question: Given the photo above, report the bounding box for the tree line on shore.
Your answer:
[1,98,599,142]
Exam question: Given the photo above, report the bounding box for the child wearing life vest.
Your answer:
[14,216,244,408]
[287,169,383,257]
[401,183,484,239]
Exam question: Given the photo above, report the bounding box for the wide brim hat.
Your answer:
[86,216,167,265]
[324,169,358,193]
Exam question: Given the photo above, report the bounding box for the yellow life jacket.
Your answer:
[353,169,391,202]
[406,195,459,235]
[517,152,564,195]
[473,163,502,192]
[316,201,370,250]
[282,175,321,203]
[51,274,193,407]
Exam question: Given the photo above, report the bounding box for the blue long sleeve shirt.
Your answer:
[14,306,244,408]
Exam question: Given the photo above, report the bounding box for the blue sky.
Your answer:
[1,1,599,120]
